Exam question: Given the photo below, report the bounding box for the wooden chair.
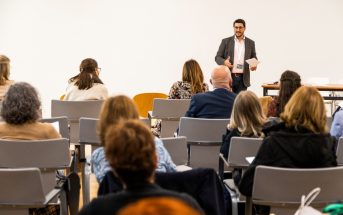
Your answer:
[246,165,343,215]
[178,117,229,171]
[149,99,190,137]
[133,93,167,118]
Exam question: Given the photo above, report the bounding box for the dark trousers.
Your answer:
[232,74,247,94]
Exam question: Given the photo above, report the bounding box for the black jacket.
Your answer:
[79,183,203,215]
[238,123,337,196]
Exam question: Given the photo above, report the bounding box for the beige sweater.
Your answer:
[0,122,61,140]
[64,82,108,101]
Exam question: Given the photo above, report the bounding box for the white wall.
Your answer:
[1,0,343,117]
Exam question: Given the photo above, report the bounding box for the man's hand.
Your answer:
[224,59,233,69]
[250,66,257,71]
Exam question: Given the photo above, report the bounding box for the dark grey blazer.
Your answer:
[215,36,257,87]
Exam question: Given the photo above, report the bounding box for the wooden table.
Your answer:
[262,84,343,100]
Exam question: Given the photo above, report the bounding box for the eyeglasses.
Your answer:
[234,26,245,30]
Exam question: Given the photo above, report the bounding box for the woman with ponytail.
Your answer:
[64,58,108,101]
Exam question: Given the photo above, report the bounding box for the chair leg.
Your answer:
[59,189,68,215]
[245,197,252,215]
[65,172,80,215]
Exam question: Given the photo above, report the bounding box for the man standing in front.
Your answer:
[215,18,257,94]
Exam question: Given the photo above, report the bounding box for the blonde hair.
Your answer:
[229,91,266,137]
[98,95,139,145]
[0,55,10,85]
[281,86,327,133]
[182,59,206,94]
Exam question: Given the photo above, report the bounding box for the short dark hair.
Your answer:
[1,82,41,124]
[105,120,156,187]
[233,19,246,28]
[68,58,103,90]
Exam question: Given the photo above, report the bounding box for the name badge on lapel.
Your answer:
[237,64,243,69]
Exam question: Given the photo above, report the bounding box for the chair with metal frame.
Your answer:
[245,165,343,215]
[78,117,101,205]
[133,92,168,118]
[336,137,343,165]
[178,117,229,171]
[0,138,71,215]
[218,136,263,215]
[160,136,188,165]
[149,99,191,137]
[0,168,65,215]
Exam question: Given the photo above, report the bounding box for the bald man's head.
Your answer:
[210,66,232,90]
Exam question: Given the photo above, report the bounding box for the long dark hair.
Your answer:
[69,58,104,90]
[276,70,301,116]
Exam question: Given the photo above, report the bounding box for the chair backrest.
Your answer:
[161,136,188,165]
[0,168,45,204]
[250,166,343,214]
[79,117,101,146]
[0,138,70,195]
[51,100,103,143]
[152,99,191,137]
[227,137,263,168]
[259,96,272,116]
[178,117,229,170]
[40,116,70,139]
[133,93,168,118]
[336,137,343,165]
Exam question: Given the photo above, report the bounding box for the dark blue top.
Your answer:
[185,88,236,119]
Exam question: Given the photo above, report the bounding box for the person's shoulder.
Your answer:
[79,194,118,215]
[244,36,255,44]
[37,122,61,138]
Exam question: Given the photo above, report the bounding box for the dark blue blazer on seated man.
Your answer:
[185,88,236,119]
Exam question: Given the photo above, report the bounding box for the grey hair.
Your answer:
[1,82,41,124]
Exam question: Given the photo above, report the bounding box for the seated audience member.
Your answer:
[185,66,236,118]
[239,86,337,204]
[92,95,176,183]
[0,82,60,139]
[79,120,204,215]
[64,58,108,101]
[0,55,14,100]
[267,70,301,117]
[331,101,343,140]
[117,197,201,215]
[168,59,209,99]
[220,91,266,160]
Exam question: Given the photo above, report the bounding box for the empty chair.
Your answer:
[133,92,167,118]
[178,117,229,171]
[227,137,263,169]
[336,137,343,165]
[0,139,70,215]
[219,137,263,215]
[51,100,103,144]
[161,136,188,165]
[79,117,101,204]
[150,99,191,137]
[40,116,70,140]
[0,168,66,215]
[246,165,343,215]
